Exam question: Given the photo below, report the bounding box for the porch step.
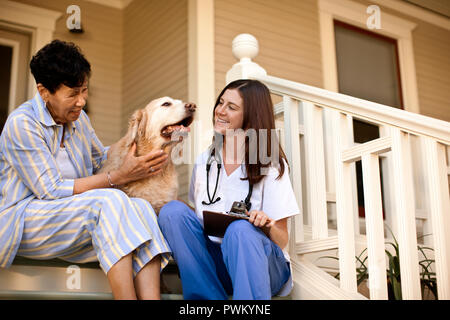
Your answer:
[290,257,367,300]
[0,256,183,300]
[296,236,339,254]
[0,257,291,300]
[0,290,183,300]
[0,290,291,300]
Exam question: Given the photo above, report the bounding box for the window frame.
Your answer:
[333,19,405,110]
[318,0,419,113]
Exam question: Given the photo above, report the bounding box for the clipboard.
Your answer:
[203,210,249,238]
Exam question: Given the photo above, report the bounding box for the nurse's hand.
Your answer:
[247,211,289,249]
[247,210,275,228]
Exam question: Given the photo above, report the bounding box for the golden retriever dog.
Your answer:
[100,97,196,213]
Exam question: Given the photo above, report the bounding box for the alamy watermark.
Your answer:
[169,123,282,176]
[366,5,381,30]
[66,264,81,290]
[66,5,81,31]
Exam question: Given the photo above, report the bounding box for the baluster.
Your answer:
[390,128,421,299]
[447,145,450,188]
[361,153,388,299]
[323,109,337,229]
[379,126,397,244]
[347,115,360,236]
[331,110,357,293]
[283,96,304,245]
[421,137,450,299]
[303,101,328,239]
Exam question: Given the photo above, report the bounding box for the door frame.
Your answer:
[0,37,19,113]
[0,0,61,100]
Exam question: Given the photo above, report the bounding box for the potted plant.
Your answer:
[318,228,438,300]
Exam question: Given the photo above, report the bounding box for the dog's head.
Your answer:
[126,97,196,152]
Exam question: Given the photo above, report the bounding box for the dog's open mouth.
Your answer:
[161,115,194,139]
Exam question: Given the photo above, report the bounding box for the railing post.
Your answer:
[421,137,450,299]
[390,128,422,299]
[331,110,358,293]
[378,126,397,242]
[283,96,304,246]
[361,153,388,299]
[303,101,328,239]
[346,115,360,236]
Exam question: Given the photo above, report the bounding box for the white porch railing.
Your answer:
[226,34,450,300]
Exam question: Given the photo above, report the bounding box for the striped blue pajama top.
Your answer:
[0,92,109,267]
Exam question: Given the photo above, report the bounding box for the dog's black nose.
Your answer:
[185,103,196,113]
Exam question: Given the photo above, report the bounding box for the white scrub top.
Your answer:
[188,147,301,296]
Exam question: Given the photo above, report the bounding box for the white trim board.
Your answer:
[0,0,61,31]
[188,0,215,159]
[0,38,19,113]
[187,0,216,205]
[318,0,420,114]
[85,0,133,9]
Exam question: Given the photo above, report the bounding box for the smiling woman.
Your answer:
[214,88,244,135]
[158,79,300,300]
[0,39,172,300]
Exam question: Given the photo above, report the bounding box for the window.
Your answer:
[334,20,403,110]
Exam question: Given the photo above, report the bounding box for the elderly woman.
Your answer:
[0,40,171,300]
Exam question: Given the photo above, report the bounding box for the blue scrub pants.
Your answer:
[158,200,290,300]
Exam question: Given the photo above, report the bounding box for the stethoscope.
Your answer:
[201,147,253,211]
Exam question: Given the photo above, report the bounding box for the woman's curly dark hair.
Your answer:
[30,39,91,93]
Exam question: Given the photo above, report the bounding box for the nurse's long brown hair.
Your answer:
[212,79,289,185]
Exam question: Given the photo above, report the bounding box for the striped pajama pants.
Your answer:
[16,188,171,276]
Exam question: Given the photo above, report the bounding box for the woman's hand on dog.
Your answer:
[113,143,168,185]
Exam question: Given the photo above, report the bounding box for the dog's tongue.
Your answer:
[177,125,190,133]
[161,125,190,136]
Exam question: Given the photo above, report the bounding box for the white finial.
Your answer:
[232,33,259,62]
[226,33,266,84]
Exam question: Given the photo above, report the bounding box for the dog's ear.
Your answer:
[125,109,145,147]
[138,110,148,139]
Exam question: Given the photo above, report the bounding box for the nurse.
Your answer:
[158,79,300,300]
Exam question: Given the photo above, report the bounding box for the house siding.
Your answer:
[12,0,124,146]
[215,0,450,122]
[411,22,450,122]
[214,0,323,96]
